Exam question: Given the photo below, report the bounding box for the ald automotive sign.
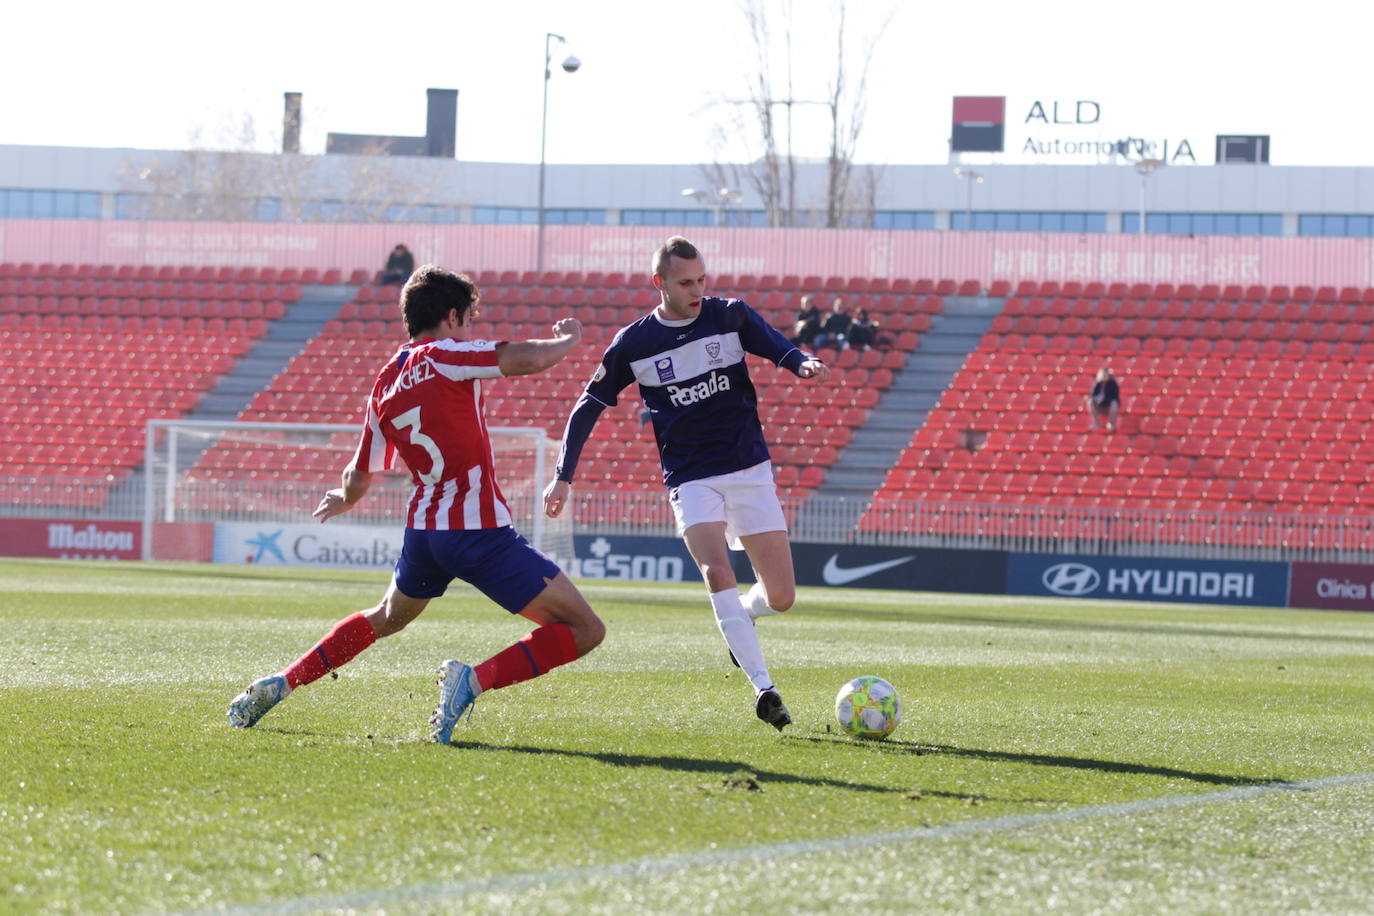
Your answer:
[1009,554,1288,607]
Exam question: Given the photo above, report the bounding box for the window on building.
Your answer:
[1297,214,1374,237]
[543,209,607,226]
[5,189,31,218]
[114,192,144,220]
[78,192,101,219]
[873,211,936,230]
[53,191,79,218]
[621,209,715,227]
[950,211,1106,233]
[1123,211,1282,236]
[472,206,538,224]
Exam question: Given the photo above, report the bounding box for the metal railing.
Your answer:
[2,474,1371,564]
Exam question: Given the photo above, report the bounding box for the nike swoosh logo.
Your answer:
[821,554,915,586]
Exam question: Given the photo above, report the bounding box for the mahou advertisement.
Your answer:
[0,519,142,560]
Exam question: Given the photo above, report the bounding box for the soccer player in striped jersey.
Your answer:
[228,265,605,743]
[543,237,830,731]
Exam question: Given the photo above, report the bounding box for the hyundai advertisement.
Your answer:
[1008,553,1289,607]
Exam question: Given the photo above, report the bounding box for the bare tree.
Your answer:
[118,113,438,224]
[736,0,786,226]
[707,0,891,228]
[824,3,892,227]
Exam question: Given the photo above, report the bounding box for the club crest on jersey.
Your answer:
[655,357,675,382]
[705,341,721,361]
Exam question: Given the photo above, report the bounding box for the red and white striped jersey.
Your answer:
[347,336,511,530]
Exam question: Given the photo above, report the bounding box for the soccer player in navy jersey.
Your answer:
[542,236,829,730]
[228,265,605,743]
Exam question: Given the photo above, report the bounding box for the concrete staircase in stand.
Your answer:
[794,294,1004,537]
[190,285,358,422]
[110,285,358,507]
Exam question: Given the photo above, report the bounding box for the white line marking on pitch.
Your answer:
[183,770,1374,916]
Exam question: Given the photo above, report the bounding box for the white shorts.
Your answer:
[669,460,787,550]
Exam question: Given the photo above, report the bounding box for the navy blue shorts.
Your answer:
[394,526,561,613]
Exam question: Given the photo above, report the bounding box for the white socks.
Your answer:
[740,581,780,620]
[710,588,773,692]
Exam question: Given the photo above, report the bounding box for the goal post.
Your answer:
[142,419,572,568]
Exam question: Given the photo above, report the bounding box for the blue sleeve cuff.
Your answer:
[554,393,607,482]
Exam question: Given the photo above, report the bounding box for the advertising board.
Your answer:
[213,522,400,570]
[1008,553,1289,607]
[0,518,141,560]
[1288,562,1374,613]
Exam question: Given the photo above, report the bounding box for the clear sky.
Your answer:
[3,0,1368,169]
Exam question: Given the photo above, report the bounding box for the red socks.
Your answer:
[474,623,578,692]
[284,613,378,689]
[279,616,577,694]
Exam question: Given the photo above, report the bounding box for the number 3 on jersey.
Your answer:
[391,406,444,484]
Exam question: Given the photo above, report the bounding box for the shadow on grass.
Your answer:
[442,738,1038,801]
[788,734,1281,787]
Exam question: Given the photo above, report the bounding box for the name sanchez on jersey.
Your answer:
[388,355,436,395]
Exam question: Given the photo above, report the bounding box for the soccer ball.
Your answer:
[834,675,901,739]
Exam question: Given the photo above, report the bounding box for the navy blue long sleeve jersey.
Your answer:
[555,296,809,488]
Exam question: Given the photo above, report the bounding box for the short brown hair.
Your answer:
[398,265,480,337]
[652,236,700,278]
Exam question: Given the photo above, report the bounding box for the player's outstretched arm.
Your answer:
[313,468,373,523]
[543,390,609,518]
[497,318,583,377]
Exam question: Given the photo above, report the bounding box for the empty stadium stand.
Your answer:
[11,256,1374,554]
[196,271,939,502]
[0,261,309,503]
[864,281,1374,545]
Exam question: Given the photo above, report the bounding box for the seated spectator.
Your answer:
[380,244,415,286]
[846,308,882,350]
[789,293,823,347]
[813,296,853,350]
[1086,366,1122,431]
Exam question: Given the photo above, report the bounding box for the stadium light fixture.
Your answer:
[537,32,581,272]
[681,187,744,227]
[953,167,984,230]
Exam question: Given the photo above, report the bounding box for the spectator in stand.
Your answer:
[380,244,415,286]
[846,307,882,350]
[1087,366,1122,431]
[813,296,853,351]
[789,293,823,347]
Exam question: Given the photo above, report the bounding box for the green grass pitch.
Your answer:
[4,558,1374,914]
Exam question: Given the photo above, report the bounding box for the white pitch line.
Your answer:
[184,770,1374,916]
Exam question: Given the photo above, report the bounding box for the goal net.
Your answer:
[142,420,572,569]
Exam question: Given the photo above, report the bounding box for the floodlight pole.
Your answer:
[537,32,579,272]
[953,167,983,230]
[1136,158,1164,235]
